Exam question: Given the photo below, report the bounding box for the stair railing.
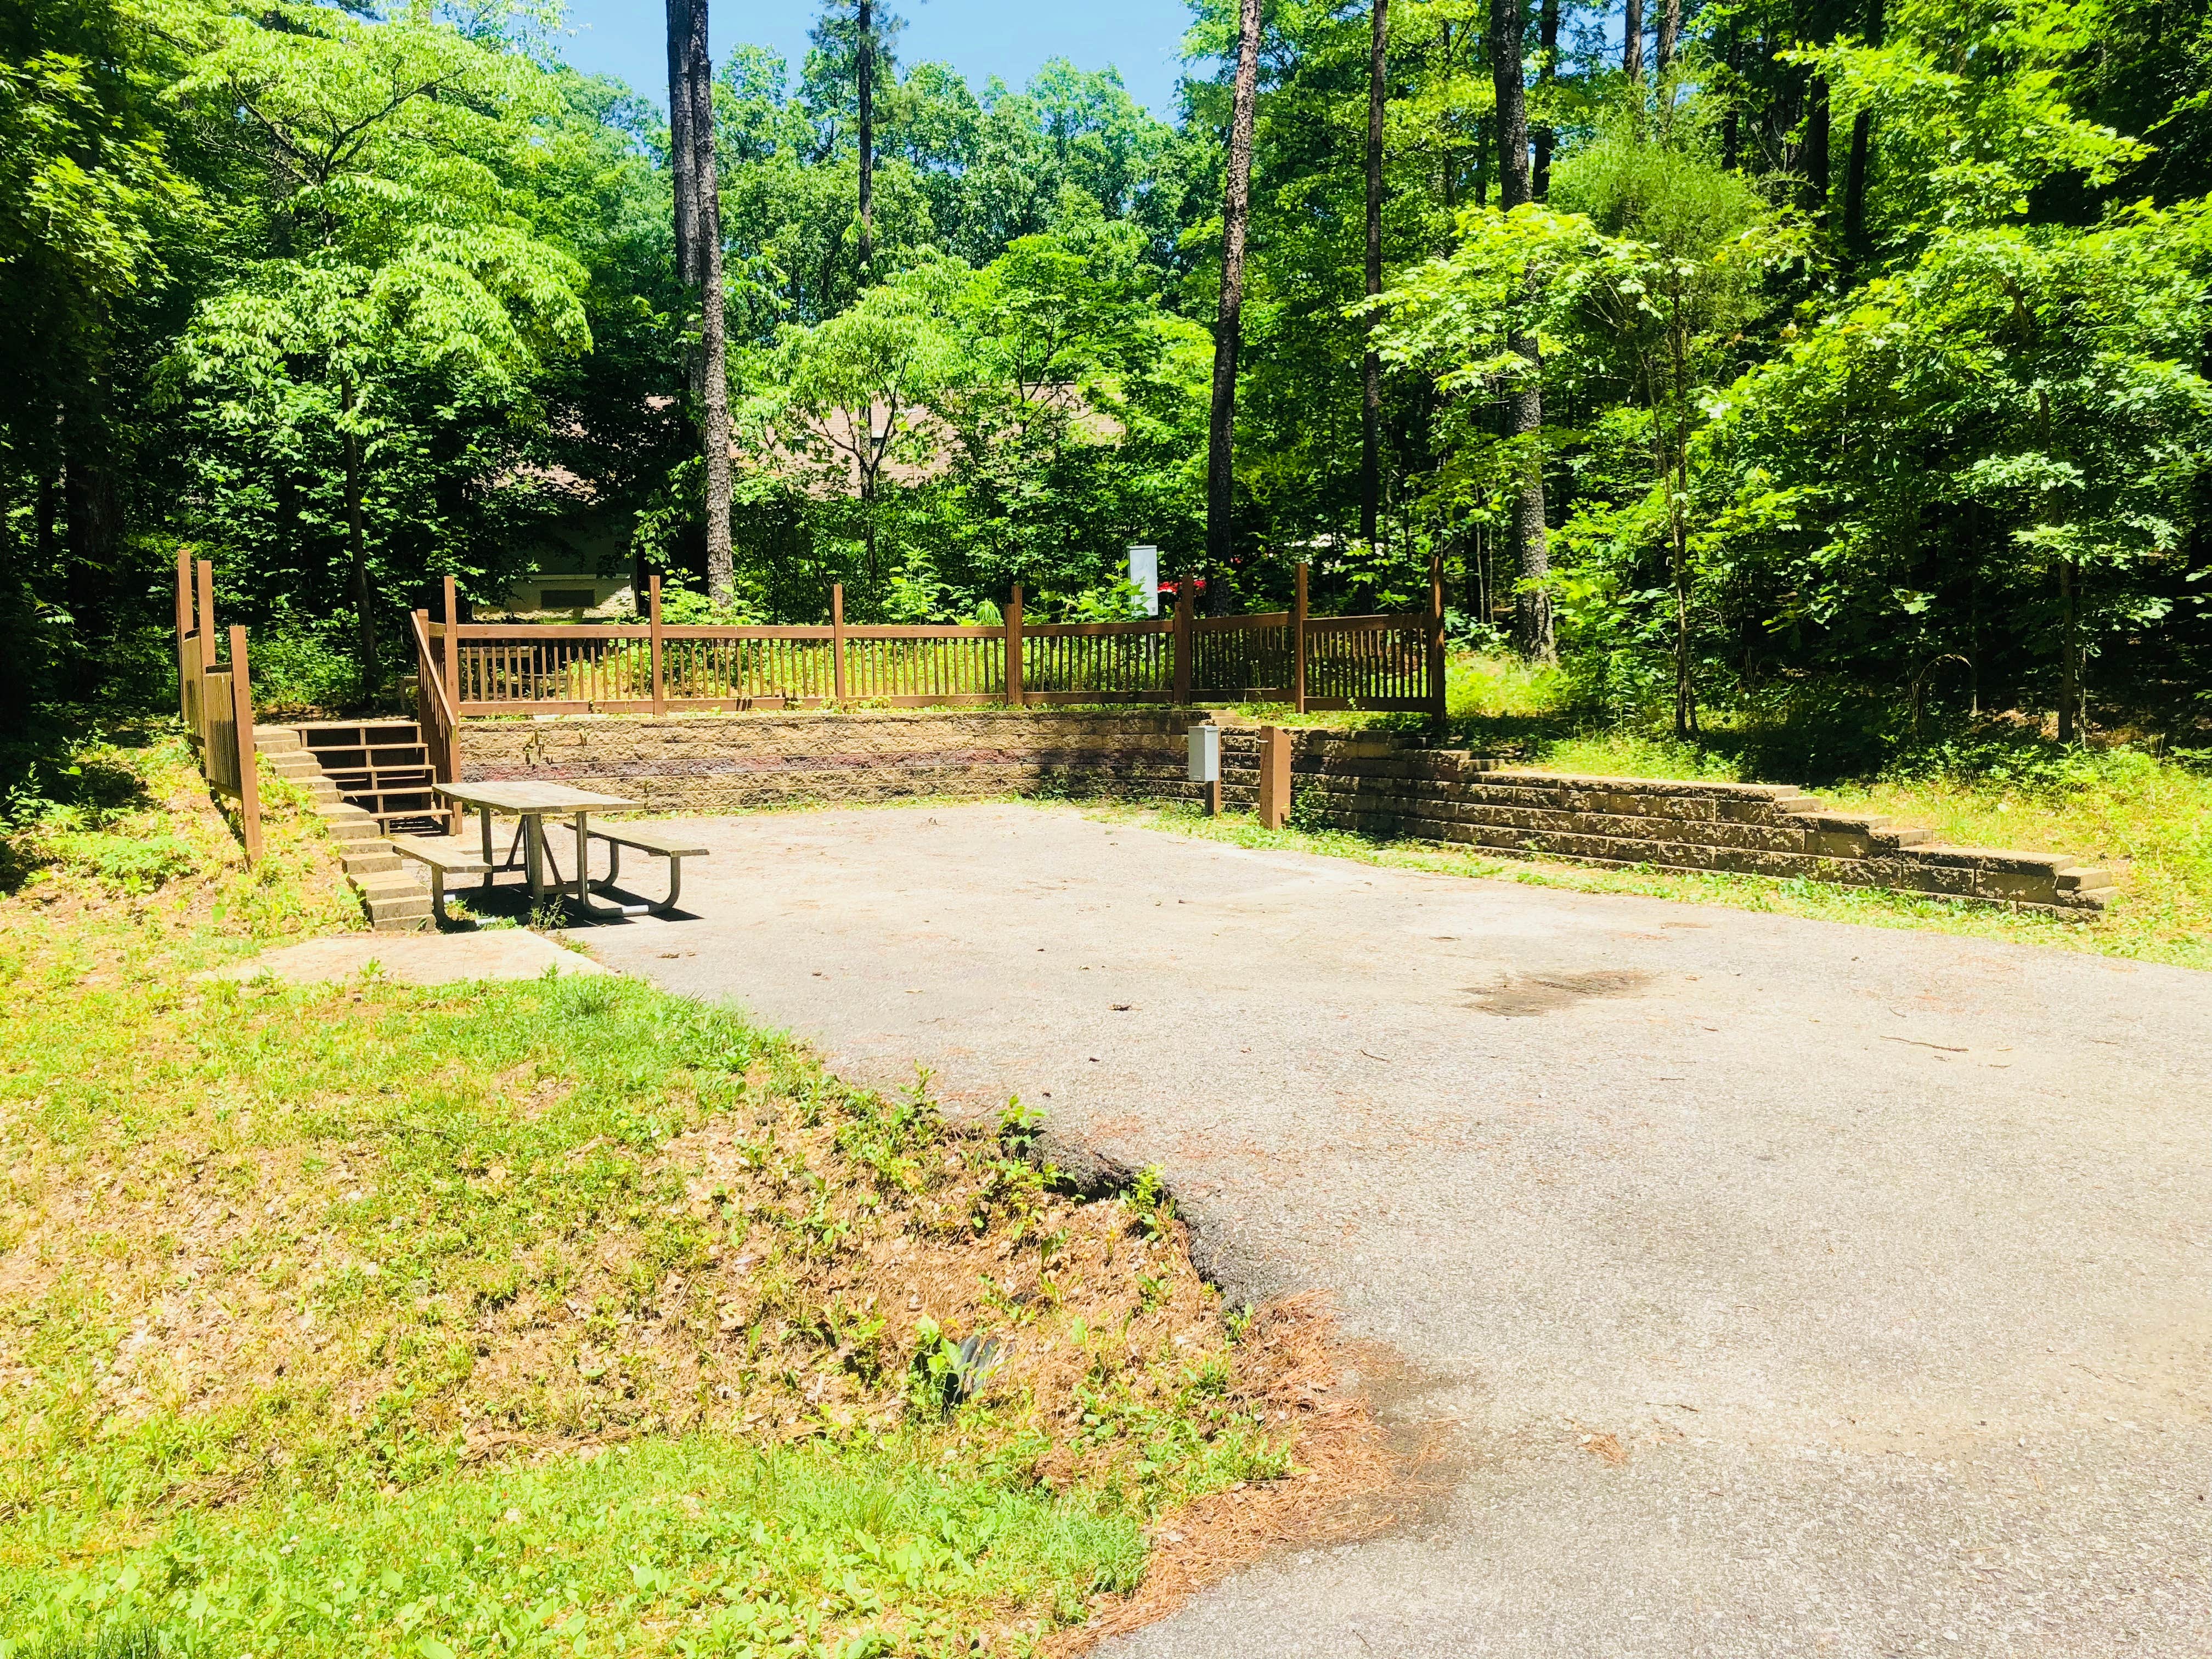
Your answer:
[174,550,263,862]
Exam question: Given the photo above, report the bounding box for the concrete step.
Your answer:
[342,849,403,876]
[253,725,303,752]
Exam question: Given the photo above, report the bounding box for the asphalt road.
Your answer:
[580,802,2212,1658]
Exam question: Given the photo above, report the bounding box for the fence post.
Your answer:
[648,573,667,714]
[1292,562,1309,714]
[1172,580,1193,706]
[174,550,194,724]
[1258,724,1291,829]
[831,583,848,702]
[1427,545,1447,729]
[195,559,217,748]
[442,574,461,714]
[228,624,264,863]
[1005,584,1025,708]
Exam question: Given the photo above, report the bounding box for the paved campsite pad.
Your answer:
[205,928,611,986]
[583,803,2212,1657]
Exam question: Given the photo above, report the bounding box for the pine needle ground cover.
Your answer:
[0,731,1357,1658]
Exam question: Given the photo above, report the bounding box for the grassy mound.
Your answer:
[0,730,1347,1657]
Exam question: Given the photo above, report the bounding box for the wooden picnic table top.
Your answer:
[435,781,640,814]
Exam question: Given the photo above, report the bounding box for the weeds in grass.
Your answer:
[0,724,1336,1657]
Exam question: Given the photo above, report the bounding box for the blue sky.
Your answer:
[554,0,1197,120]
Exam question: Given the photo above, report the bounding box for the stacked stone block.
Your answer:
[458,708,1209,815]
[1220,728,2114,917]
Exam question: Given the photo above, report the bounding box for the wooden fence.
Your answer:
[414,559,1447,722]
[174,551,263,861]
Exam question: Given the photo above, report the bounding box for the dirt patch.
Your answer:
[1467,968,1655,1017]
[1052,1296,1432,1652]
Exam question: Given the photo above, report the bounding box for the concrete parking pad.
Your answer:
[582,801,2212,1658]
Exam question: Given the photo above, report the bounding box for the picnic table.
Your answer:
[433,781,638,917]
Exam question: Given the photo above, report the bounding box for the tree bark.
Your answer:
[1360,0,1389,549]
[1805,73,1832,220]
[668,0,733,602]
[1623,0,1643,85]
[1204,0,1263,613]
[857,0,875,274]
[1655,0,1679,79]
[1533,0,1558,200]
[1842,0,1883,252]
[666,0,702,284]
[1720,29,1741,169]
[339,372,375,691]
[1491,0,1555,662]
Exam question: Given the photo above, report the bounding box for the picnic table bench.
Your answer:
[387,833,490,926]
[585,821,709,917]
[403,782,707,922]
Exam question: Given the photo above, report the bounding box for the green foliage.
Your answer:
[9,0,2212,740]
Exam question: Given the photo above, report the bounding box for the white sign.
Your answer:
[1127,544,1159,616]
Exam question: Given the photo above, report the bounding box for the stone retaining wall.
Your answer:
[458,708,1207,814]
[1220,727,2114,917]
[454,709,2112,916]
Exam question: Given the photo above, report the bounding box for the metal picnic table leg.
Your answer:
[524,811,544,900]
[567,811,623,919]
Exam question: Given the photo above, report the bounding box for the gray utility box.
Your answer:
[1187,724,1220,783]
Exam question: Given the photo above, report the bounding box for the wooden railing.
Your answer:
[414,560,1447,723]
[174,551,263,861]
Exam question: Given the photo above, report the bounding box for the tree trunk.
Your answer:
[1842,0,1882,252]
[1533,0,1558,200]
[1655,0,1680,122]
[1805,73,1832,220]
[33,469,58,570]
[1720,29,1741,169]
[1491,0,1555,663]
[1205,0,1263,613]
[669,0,733,602]
[1623,0,1643,85]
[1666,318,1699,740]
[666,0,701,284]
[857,0,875,275]
[340,373,375,692]
[1361,0,1388,549]
[2052,542,2083,744]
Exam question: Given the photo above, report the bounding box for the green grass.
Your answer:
[0,729,1297,1658]
[1187,654,2212,970]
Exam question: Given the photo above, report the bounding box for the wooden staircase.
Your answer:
[297,721,444,830]
[256,722,438,931]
